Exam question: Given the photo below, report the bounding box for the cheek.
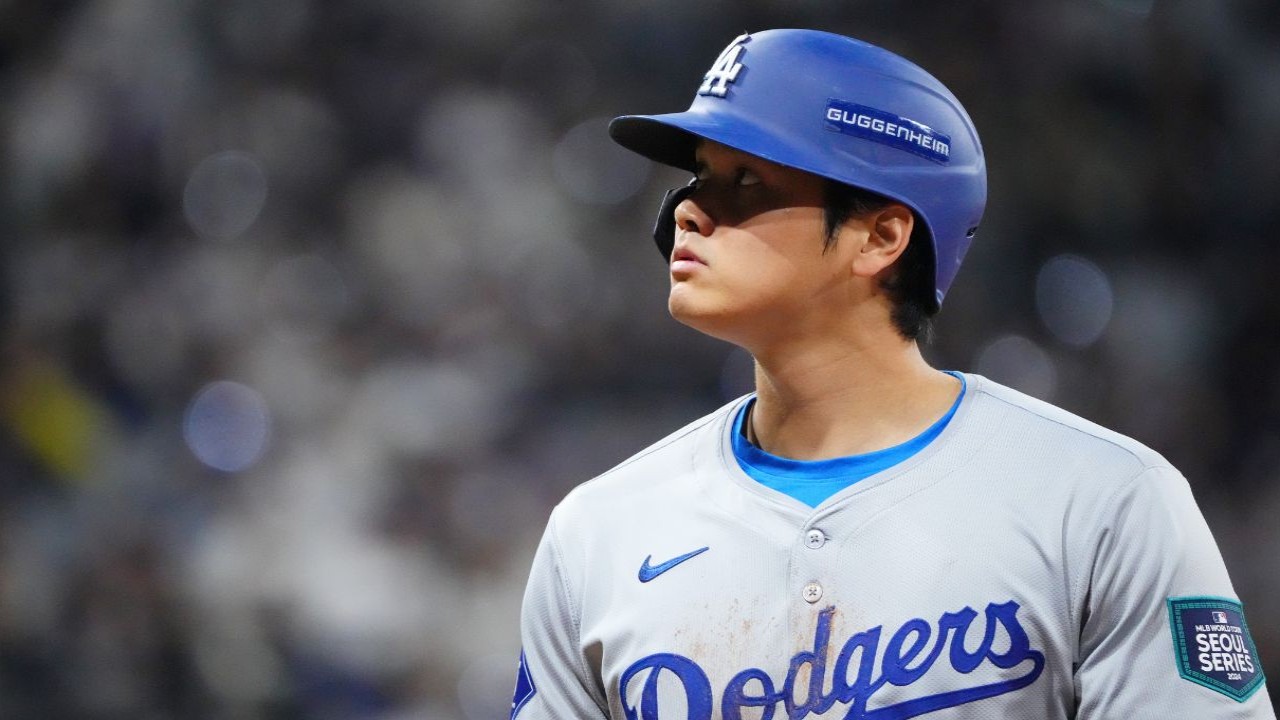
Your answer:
[728,241,825,294]
[730,262,800,302]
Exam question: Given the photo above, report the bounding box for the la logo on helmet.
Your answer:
[698,33,750,97]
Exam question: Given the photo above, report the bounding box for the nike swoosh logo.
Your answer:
[638,546,709,583]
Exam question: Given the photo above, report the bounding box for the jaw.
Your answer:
[668,281,816,351]
[667,281,754,345]
[669,277,900,362]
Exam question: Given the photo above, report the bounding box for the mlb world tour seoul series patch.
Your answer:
[1167,596,1265,701]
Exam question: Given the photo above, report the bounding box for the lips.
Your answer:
[671,245,704,266]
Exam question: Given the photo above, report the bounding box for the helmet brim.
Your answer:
[609,111,814,178]
[609,115,698,173]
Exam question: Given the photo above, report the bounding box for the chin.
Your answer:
[668,289,745,344]
[668,282,712,321]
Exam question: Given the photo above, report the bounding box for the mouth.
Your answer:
[671,246,704,266]
[669,246,705,280]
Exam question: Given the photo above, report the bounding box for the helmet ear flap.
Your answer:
[652,179,697,260]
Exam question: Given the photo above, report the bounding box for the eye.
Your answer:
[736,169,761,187]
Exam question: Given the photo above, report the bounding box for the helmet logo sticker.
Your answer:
[698,33,750,98]
[825,99,952,164]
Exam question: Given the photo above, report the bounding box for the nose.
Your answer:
[673,195,715,237]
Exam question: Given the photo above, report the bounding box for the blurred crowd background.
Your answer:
[1,0,1278,717]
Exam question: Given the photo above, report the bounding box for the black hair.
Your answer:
[822,181,936,342]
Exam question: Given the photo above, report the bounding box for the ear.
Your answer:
[849,204,914,279]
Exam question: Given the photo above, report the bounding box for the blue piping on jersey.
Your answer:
[731,371,966,507]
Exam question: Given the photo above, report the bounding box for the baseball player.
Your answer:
[512,29,1273,719]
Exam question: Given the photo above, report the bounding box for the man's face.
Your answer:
[666,140,865,347]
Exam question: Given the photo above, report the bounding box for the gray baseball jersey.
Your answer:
[514,374,1273,719]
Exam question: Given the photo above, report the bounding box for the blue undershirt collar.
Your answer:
[731,371,966,507]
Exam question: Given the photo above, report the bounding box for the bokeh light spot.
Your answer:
[975,335,1058,400]
[183,151,269,241]
[183,381,272,472]
[1035,254,1114,347]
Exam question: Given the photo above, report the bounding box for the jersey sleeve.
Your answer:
[511,508,608,720]
[1075,465,1275,719]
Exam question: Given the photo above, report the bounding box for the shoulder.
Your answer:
[959,376,1215,579]
[962,373,1174,482]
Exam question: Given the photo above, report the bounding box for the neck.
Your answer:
[747,326,960,460]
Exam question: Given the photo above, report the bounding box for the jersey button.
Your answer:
[805,529,826,549]
[802,582,823,603]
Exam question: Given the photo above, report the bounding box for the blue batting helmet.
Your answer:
[608,29,986,309]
